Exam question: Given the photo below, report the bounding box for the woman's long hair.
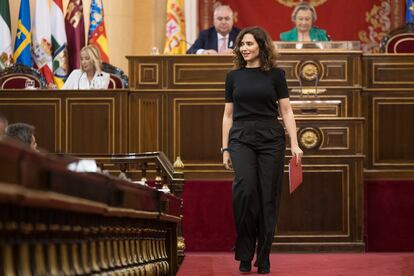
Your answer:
[233,26,278,71]
[80,45,103,73]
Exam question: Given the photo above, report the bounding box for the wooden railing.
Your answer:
[74,152,186,262]
[0,139,182,275]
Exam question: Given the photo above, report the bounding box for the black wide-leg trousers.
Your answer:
[229,120,285,268]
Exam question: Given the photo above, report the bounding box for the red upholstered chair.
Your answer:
[380,23,414,53]
[0,63,46,89]
[101,62,129,89]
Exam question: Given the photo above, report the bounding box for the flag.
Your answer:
[164,0,187,54]
[88,0,109,63]
[0,0,12,66]
[51,0,69,88]
[13,0,32,66]
[407,0,414,23]
[32,0,54,85]
[65,0,85,70]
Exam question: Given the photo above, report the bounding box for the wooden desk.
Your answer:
[0,140,181,275]
[127,54,365,251]
[2,53,414,252]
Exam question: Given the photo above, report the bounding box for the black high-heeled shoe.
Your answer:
[257,267,270,274]
[239,260,251,272]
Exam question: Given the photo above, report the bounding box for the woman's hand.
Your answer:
[291,145,303,164]
[223,151,233,170]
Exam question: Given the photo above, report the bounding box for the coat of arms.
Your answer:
[276,0,327,7]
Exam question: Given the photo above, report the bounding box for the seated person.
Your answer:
[0,115,8,137]
[63,45,110,89]
[280,2,329,42]
[187,5,240,54]
[4,123,38,151]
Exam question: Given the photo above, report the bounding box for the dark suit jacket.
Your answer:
[186,27,240,54]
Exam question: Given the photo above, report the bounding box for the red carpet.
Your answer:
[177,252,414,276]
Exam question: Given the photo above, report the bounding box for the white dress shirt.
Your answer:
[196,33,229,54]
[62,69,110,89]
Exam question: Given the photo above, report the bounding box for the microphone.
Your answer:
[229,40,233,48]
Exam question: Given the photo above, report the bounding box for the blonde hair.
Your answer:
[80,45,102,72]
[291,2,317,23]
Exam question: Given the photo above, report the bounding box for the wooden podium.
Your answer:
[3,43,413,252]
[127,41,365,251]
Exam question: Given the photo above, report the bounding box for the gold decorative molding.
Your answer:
[372,62,414,84]
[298,127,322,150]
[173,97,224,161]
[319,60,348,82]
[319,127,350,150]
[138,63,159,85]
[65,98,115,153]
[301,63,319,81]
[278,164,350,238]
[372,97,414,166]
[173,63,233,85]
[0,98,62,152]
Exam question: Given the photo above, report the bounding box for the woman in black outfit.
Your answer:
[222,26,303,274]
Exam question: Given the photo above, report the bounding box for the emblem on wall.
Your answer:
[298,127,322,150]
[276,0,327,7]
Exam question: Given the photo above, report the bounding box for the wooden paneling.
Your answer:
[0,96,61,152]
[363,54,414,178]
[66,98,114,153]
[363,54,414,88]
[363,91,414,174]
[290,88,361,118]
[278,158,363,243]
[126,54,365,251]
[128,56,234,90]
[171,96,223,163]
[129,93,163,153]
[0,90,128,154]
[277,53,361,87]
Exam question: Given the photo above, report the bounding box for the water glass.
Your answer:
[25,79,36,90]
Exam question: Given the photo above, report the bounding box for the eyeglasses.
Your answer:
[215,16,231,22]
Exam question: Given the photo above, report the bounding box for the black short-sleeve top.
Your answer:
[225,67,289,121]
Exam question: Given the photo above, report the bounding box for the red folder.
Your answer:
[289,157,303,194]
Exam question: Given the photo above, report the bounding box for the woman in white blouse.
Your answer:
[62,45,110,89]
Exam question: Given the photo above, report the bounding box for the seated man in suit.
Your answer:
[280,2,329,42]
[187,5,240,54]
[4,123,38,151]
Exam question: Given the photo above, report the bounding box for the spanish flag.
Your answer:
[13,0,32,67]
[88,0,109,63]
[164,0,186,54]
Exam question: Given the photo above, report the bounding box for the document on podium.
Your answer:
[289,157,303,194]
